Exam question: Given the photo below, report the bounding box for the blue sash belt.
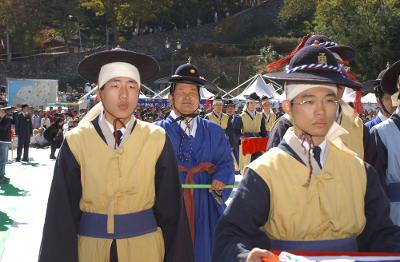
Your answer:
[242,133,259,138]
[388,182,400,202]
[78,208,157,239]
[271,237,357,252]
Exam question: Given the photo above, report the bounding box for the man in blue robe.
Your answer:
[371,59,400,226]
[225,100,242,172]
[364,68,397,130]
[155,63,235,262]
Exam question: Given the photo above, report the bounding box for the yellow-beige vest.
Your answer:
[65,120,166,262]
[247,142,367,241]
[206,112,229,130]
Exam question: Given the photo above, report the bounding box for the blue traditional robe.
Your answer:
[365,111,387,131]
[155,115,235,262]
[371,111,400,225]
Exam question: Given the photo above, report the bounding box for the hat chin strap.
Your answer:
[378,97,392,116]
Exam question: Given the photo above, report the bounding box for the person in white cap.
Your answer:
[212,46,400,262]
[205,95,230,130]
[260,95,276,136]
[39,48,192,262]
[371,59,400,226]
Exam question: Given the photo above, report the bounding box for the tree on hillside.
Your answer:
[0,0,43,54]
[40,0,82,48]
[314,0,400,80]
[80,0,173,44]
[278,0,316,36]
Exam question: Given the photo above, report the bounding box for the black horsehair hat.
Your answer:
[247,92,260,101]
[169,63,206,86]
[225,100,235,107]
[381,59,400,95]
[305,35,355,63]
[78,47,159,83]
[362,68,388,94]
[264,45,362,90]
[261,95,272,101]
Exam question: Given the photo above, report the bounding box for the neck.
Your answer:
[104,112,130,129]
[293,127,325,146]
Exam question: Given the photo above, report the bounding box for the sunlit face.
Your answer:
[378,93,396,116]
[225,106,235,116]
[288,86,338,145]
[168,83,200,115]
[213,102,223,113]
[98,77,139,124]
[262,101,271,111]
[247,101,257,111]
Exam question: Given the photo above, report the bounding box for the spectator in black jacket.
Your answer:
[15,104,33,162]
[0,106,12,183]
[44,118,64,159]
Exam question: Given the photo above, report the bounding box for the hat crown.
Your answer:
[248,92,260,100]
[305,35,337,48]
[213,95,222,100]
[173,63,201,78]
[261,95,270,101]
[288,46,339,70]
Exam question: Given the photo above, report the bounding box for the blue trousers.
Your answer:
[0,142,10,178]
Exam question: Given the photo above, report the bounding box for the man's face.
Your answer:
[168,83,200,115]
[262,101,271,111]
[247,101,257,111]
[378,93,396,116]
[213,103,223,113]
[225,106,235,116]
[289,87,338,142]
[99,77,140,121]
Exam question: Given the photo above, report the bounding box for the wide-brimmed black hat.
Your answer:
[362,68,387,94]
[381,59,400,95]
[261,95,272,101]
[246,92,260,101]
[154,76,218,92]
[264,45,362,90]
[305,35,355,63]
[78,47,159,83]
[225,100,236,107]
[169,63,206,86]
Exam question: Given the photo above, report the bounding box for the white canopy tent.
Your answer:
[342,87,377,104]
[223,74,281,100]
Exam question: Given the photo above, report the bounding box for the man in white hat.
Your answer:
[213,46,400,262]
[39,48,191,262]
[205,96,230,130]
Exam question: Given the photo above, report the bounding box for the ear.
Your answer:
[168,94,174,106]
[282,100,291,114]
[96,89,102,102]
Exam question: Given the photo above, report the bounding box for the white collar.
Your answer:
[170,110,198,137]
[294,133,328,166]
[102,113,130,136]
[377,110,388,121]
[213,110,222,118]
[247,110,256,117]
